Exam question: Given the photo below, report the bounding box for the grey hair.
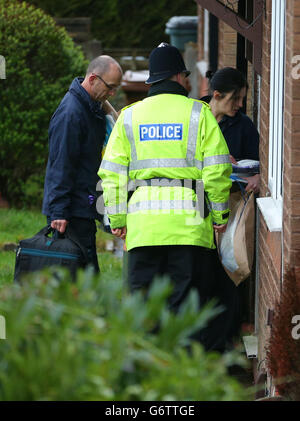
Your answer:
[86,55,122,76]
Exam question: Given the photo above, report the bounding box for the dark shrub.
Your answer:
[27,0,197,49]
[0,0,87,207]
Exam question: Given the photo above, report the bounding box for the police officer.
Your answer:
[99,43,232,348]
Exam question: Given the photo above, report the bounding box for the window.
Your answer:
[257,0,285,232]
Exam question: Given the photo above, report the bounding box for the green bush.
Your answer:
[27,0,197,48]
[0,268,249,401]
[0,0,88,207]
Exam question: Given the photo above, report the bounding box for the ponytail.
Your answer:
[205,70,214,80]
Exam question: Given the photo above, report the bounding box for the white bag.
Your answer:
[216,189,255,286]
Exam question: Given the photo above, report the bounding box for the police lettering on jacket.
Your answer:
[139,123,183,141]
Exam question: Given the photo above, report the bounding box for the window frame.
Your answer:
[268,0,285,203]
[257,0,285,233]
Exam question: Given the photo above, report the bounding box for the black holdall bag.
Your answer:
[14,225,89,282]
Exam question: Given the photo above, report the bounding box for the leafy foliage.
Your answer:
[27,0,197,48]
[0,0,88,206]
[0,269,249,400]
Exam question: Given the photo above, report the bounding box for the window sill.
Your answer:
[256,197,282,232]
[242,335,258,359]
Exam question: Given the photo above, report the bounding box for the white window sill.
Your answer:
[242,335,258,359]
[256,197,282,232]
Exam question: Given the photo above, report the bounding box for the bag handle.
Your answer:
[235,180,254,204]
[35,225,54,237]
[36,225,89,262]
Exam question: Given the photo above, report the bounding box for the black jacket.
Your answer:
[42,77,106,221]
[201,95,259,161]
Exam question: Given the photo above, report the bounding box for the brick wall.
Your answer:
[197,5,205,62]
[283,0,300,272]
[256,0,282,367]
[257,0,300,376]
[218,21,237,68]
[247,61,254,120]
[197,5,208,98]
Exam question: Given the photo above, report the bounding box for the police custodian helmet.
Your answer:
[145,42,190,84]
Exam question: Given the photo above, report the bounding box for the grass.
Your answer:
[0,208,45,246]
[0,208,122,286]
[0,251,15,285]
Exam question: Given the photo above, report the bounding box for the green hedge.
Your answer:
[0,0,87,207]
[27,0,197,48]
[0,269,249,400]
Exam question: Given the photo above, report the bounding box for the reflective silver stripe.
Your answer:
[194,159,203,170]
[129,158,189,171]
[209,201,229,211]
[124,107,137,161]
[105,203,127,214]
[129,158,204,171]
[186,101,202,166]
[203,154,231,167]
[128,200,197,213]
[100,160,128,175]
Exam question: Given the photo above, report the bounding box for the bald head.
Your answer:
[82,55,123,102]
[86,55,122,78]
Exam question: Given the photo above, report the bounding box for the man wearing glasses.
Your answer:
[42,55,122,273]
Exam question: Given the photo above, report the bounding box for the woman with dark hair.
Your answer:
[200,67,259,353]
[203,67,260,192]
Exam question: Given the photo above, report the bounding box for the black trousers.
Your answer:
[128,245,223,351]
[198,249,242,352]
[47,216,99,273]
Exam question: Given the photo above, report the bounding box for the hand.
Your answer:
[213,223,227,233]
[111,226,127,240]
[230,155,238,164]
[51,219,68,233]
[243,174,260,193]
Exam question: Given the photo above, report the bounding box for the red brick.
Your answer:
[292,100,300,115]
[284,246,300,267]
[284,143,300,165]
[293,34,300,52]
[285,165,300,182]
[292,116,300,132]
[284,216,300,233]
[259,239,280,288]
[291,233,300,249]
[291,132,300,148]
[293,17,300,34]
[293,1,300,17]
[289,199,300,216]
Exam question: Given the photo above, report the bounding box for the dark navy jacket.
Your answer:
[42,77,106,221]
[201,96,259,161]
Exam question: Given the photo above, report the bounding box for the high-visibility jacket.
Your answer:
[98,94,232,251]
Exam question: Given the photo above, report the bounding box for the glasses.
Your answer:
[93,74,119,91]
